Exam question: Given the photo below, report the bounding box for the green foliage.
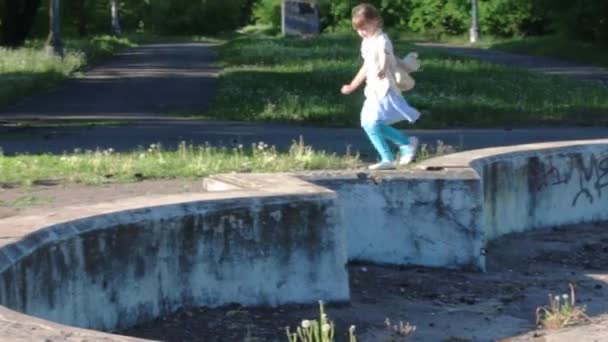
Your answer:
[408,0,470,36]
[479,0,546,37]
[10,0,608,44]
[540,0,608,44]
[143,0,245,34]
[252,0,281,31]
[0,35,134,108]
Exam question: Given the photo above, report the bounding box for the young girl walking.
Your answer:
[341,3,421,170]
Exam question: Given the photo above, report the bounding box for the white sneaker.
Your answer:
[399,136,419,165]
[368,160,396,170]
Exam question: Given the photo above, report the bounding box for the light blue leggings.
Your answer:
[362,122,409,162]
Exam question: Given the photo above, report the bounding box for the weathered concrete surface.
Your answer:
[0,179,349,332]
[419,139,608,240]
[205,171,485,270]
[0,305,150,341]
[299,170,484,270]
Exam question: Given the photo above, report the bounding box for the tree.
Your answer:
[0,0,41,47]
[110,0,122,35]
[470,0,480,42]
[45,0,64,57]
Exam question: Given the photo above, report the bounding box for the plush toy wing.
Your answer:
[400,52,420,72]
[394,52,420,91]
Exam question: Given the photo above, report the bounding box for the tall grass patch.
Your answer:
[0,35,135,108]
[0,140,362,186]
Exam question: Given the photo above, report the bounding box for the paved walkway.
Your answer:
[416,42,608,85]
[1,42,607,158]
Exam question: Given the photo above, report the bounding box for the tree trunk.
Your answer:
[45,0,64,57]
[110,0,122,36]
[469,0,480,43]
[0,0,41,47]
[76,0,88,37]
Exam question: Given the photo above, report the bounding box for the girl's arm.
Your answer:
[341,64,367,95]
[377,48,387,78]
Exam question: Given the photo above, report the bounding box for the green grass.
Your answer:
[0,35,136,108]
[489,35,608,69]
[0,140,363,186]
[193,33,608,128]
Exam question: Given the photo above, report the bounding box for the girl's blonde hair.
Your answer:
[351,3,383,30]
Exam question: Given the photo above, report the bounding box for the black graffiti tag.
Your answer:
[528,156,569,192]
[571,154,608,207]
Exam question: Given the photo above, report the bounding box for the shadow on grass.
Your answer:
[0,71,66,108]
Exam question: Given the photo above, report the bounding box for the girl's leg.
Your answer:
[378,124,409,146]
[379,123,418,164]
[362,122,394,162]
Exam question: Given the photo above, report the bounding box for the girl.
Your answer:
[341,3,421,170]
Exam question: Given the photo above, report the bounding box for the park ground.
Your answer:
[1,31,608,341]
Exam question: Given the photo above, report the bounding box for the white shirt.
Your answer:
[360,31,398,99]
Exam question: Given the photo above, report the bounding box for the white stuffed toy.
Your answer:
[394,52,420,92]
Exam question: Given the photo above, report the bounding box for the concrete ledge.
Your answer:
[0,180,348,332]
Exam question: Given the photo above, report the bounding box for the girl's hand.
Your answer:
[341,84,354,95]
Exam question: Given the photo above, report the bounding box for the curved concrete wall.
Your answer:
[419,139,608,241]
[0,191,349,332]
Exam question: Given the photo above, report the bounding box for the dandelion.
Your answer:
[301,320,311,328]
[562,294,569,300]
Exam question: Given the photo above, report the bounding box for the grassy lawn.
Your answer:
[196,33,608,128]
[0,35,136,109]
[489,35,608,69]
[0,140,363,186]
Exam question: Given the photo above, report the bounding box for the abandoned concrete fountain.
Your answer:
[0,139,606,340]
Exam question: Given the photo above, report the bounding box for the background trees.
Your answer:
[1,0,606,48]
[0,0,41,46]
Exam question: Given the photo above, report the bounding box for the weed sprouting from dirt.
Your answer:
[285,301,357,342]
[384,317,416,340]
[535,283,591,330]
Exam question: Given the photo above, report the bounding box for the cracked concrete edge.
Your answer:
[416,139,608,169]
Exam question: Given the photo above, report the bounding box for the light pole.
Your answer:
[45,0,64,57]
[469,0,480,43]
[110,0,122,36]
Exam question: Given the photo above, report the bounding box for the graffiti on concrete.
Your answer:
[571,154,608,206]
[528,153,608,206]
